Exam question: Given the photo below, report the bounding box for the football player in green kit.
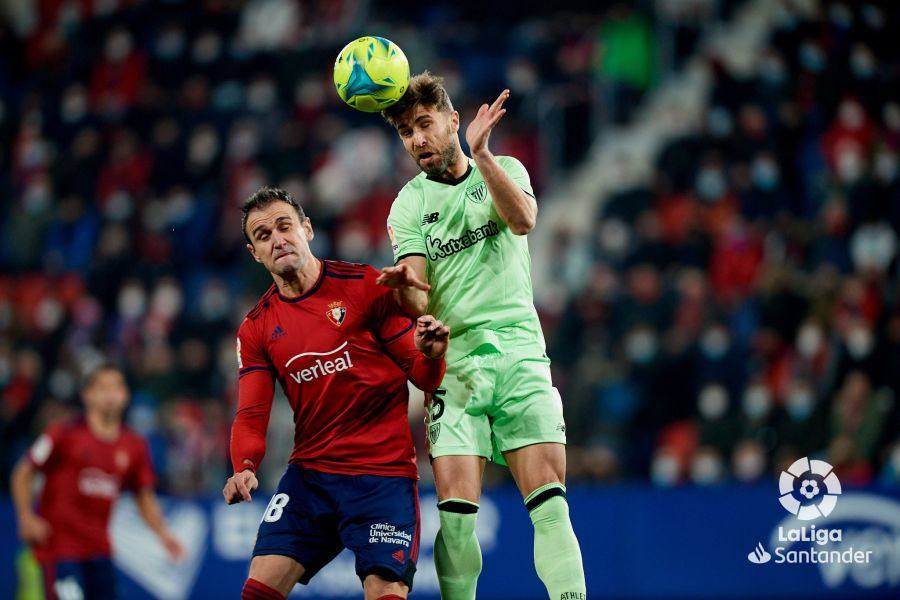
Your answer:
[377,71,586,600]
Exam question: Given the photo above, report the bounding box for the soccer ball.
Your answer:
[333,36,409,113]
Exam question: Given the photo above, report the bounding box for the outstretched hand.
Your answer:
[222,469,259,505]
[376,263,430,291]
[466,88,510,158]
[414,316,450,360]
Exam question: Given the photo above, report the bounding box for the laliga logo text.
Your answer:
[748,457,872,568]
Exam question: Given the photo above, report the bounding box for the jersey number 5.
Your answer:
[429,388,446,421]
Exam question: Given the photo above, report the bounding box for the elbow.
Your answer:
[509,217,535,235]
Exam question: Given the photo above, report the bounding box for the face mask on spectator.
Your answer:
[700,326,730,359]
[624,328,658,364]
[786,386,814,421]
[733,444,766,482]
[61,86,87,124]
[742,385,772,420]
[836,149,865,184]
[850,45,877,79]
[188,127,220,168]
[752,156,780,191]
[845,325,874,359]
[690,451,724,485]
[598,219,631,258]
[696,166,727,201]
[105,30,133,63]
[698,384,728,420]
[118,282,147,320]
[650,452,680,486]
[796,322,824,358]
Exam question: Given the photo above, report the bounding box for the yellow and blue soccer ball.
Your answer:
[333,36,409,112]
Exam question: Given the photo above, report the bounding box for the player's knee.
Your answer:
[524,482,567,513]
[362,570,408,600]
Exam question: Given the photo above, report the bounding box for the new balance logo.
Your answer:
[422,212,440,225]
[392,549,405,563]
[270,325,286,340]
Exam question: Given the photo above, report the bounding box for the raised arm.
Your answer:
[377,255,430,317]
[466,89,537,235]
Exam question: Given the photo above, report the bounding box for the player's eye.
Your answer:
[421,121,430,129]
[400,129,411,138]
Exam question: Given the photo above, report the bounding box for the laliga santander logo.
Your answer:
[778,457,842,521]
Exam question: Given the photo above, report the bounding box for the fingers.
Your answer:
[491,89,510,111]
[236,475,252,502]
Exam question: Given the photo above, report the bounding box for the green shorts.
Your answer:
[424,348,567,465]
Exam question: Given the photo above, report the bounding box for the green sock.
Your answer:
[527,484,587,600]
[434,499,482,600]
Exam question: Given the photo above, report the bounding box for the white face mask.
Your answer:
[733,446,766,482]
[625,328,658,364]
[742,386,772,420]
[698,385,729,420]
[700,327,730,359]
[796,323,824,358]
[691,452,724,485]
[786,386,815,421]
[846,326,874,359]
[651,453,680,486]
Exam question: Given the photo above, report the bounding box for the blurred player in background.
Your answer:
[223,188,450,600]
[379,72,586,600]
[10,364,184,600]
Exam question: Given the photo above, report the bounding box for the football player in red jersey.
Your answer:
[10,363,184,600]
[223,187,449,600]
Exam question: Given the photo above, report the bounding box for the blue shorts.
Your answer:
[252,464,420,588]
[41,557,116,600]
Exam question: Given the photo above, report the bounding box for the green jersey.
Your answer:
[387,155,545,363]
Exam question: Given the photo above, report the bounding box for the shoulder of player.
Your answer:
[324,260,370,282]
[243,284,278,322]
[487,154,522,170]
[392,177,426,204]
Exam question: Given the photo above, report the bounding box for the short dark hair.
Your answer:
[81,362,124,391]
[381,70,454,129]
[241,187,306,244]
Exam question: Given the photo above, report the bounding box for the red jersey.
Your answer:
[230,260,445,479]
[27,418,156,562]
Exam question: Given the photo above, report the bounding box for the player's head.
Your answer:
[241,187,315,278]
[382,71,462,178]
[81,363,129,420]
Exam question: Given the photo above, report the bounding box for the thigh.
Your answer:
[504,442,567,499]
[83,558,117,600]
[425,355,493,460]
[491,354,567,463]
[252,464,343,586]
[334,473,420,591]
[248,555,305,597]
[431,454,486,503]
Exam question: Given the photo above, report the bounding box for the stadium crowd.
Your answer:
[1,0,897,494]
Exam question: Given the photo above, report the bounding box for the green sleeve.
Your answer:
[387,184,426,263]
[498,155,535,198]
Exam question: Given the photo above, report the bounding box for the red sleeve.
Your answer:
[366,271,445,391]
[236,317,275,378]
[126,437,156,491]
[230,370,275,474]
[27,424,66,472]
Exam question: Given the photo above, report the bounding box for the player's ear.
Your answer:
[450,110,459,132]
[303,217,314,241]
[246,243,262,263]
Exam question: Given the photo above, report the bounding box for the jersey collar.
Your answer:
[276,259,325,303]
[425,160,473,186]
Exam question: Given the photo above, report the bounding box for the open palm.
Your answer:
[466,89,510,157]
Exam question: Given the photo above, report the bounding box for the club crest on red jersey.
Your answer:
[326,301,347,326]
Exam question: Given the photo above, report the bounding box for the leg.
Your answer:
[244,555,304,598]
[493,353,585,599]
[363,573,408,600]
[432,455,486,600]
[506,442,586,600]
[83,558,117,600]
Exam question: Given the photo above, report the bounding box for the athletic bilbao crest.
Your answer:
[428,423,441,446]
[326,301,347,326]
[466,181,487,203]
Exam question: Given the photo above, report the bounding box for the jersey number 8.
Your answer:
[263,493,290,523]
